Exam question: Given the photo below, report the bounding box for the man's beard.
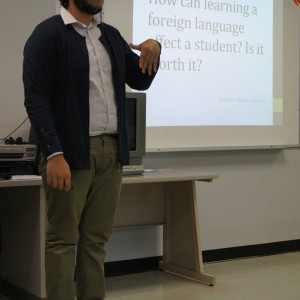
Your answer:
[73,0,103,15]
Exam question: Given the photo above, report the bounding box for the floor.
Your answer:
[1,252,300,300]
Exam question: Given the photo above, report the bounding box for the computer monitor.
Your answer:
[124,92,146,175]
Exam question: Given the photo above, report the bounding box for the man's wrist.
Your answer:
[47,152,63,160]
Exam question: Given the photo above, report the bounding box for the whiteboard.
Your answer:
[103,0,300,151]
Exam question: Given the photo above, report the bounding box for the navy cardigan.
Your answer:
[23,15,159,169]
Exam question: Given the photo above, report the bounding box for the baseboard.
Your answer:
[105,256,162,277]
[202,239,300,262]
[104,239,300,276]
[0,279,45,300]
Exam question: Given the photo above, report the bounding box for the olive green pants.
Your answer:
[39,136,123,300]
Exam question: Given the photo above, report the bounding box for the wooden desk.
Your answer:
[0,169,218,299]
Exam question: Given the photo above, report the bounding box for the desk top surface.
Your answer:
[0,175,42,188]
[0,169,218,188]
[123,169,218,184]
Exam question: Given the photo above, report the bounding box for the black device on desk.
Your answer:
[0,144,36,175]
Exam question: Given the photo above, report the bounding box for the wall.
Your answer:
[1,1,300,263]
[0,0,56,142]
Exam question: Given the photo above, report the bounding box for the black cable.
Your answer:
[0,117,29,144]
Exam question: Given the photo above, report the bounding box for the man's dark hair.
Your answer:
[59,0,69,8]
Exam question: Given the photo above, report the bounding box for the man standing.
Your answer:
[23,0,160,299]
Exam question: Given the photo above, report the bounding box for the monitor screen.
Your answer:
[125,92,146,165]
[126,97,137,152]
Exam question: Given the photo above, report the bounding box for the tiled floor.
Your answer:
[105,252,300,300]
[1,252,300,300]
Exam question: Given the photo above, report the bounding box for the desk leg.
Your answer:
[159,181,215,286]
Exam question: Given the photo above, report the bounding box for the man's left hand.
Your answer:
[130,39,160,75]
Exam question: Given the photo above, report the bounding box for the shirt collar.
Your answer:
[60,6,100,27]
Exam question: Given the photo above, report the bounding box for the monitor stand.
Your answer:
[123,164,144,176]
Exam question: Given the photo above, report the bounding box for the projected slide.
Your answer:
[133,0,274,127]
